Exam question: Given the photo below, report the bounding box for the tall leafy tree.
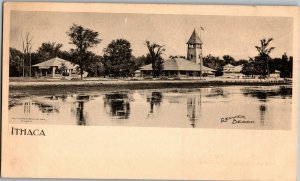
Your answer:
[9,47,23,77]
[241,61,259,77]
[85,54,103,77]
[67,23,101,80]
[103,39,134,77]
[203,54,224,76]
[271,53,292,78]
[235,59,248,66]
[288,56,293,78]
[59,51,73,62]
[223,55,235,65]
[145,40,165,77]
[37,42,63,61]
[131,55,148,74]
[255,38,275,77]
[280,53,290,78]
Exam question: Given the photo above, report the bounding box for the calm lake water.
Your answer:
[9,85,292,130]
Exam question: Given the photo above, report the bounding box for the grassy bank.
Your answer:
[9,79,291,95]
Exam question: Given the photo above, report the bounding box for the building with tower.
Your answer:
[186,29,203,65]
[138,29,214,78]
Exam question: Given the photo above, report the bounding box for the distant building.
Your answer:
[270,70,281,78]
[222,64,243,78]
[138,29,214,78]
[32,57,80,78]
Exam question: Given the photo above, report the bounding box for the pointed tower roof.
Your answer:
[187,29,203,44]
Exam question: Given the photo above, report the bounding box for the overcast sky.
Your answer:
[10,11,293,60]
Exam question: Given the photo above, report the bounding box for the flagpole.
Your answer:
[199,27,203,80]
[199,27,202,39]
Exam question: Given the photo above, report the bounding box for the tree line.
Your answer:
[9,24,293,79]
[201,38,293,78]
[9,23,165,79]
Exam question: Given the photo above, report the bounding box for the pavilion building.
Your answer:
[138,29,215,78]
[222,63,243,79]
[32,57,79,78]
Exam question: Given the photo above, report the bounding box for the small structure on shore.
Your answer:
[138,29,215,78]
[32,57,79,78]
[270,70,281,78]
[222,64,243,78]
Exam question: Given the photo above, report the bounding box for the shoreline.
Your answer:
[9,79,291,94]
[9,78,291,85]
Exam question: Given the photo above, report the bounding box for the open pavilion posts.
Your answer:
[32,57,79,78]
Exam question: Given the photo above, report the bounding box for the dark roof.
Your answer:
[140,58,214,72]
[187,29,203,44]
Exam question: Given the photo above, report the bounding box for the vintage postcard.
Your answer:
[1,2,298,180]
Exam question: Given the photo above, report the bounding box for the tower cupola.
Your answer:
[187,29,203,64]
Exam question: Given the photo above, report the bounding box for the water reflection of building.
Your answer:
[147,92,163,116]
[24,101,31,119]
[20,100,60,121]
[74,95,93,125]
[9,95,27,109]
[45,95,67,102]
[242,86,292,101]
[104,93,130,119]
[186,95,201,128]
[207,88,228,98]
[32,101,60,114]
[259,104,266,125]
[187,89,203,128]
[9,99,23,109]
[76,101,86,125]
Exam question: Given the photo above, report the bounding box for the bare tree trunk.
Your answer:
[152,63,155,78]
[266,59,270,78]
[95,65,98,77]
[29,52,32,77]
[22,58,24,77]
[21,32,33,77]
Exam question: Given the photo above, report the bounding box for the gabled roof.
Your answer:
[223,63,235,68]
[223,64,243,73]
[32,57,78,69]
[187,29,203,45]
[234,65,243,72]
[274,70,281,73]
[140,58,214,72]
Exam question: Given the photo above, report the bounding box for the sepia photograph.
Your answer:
[2,3,298,180]
[8,10,293,129]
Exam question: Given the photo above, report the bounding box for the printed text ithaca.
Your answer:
[11,127,45,136]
